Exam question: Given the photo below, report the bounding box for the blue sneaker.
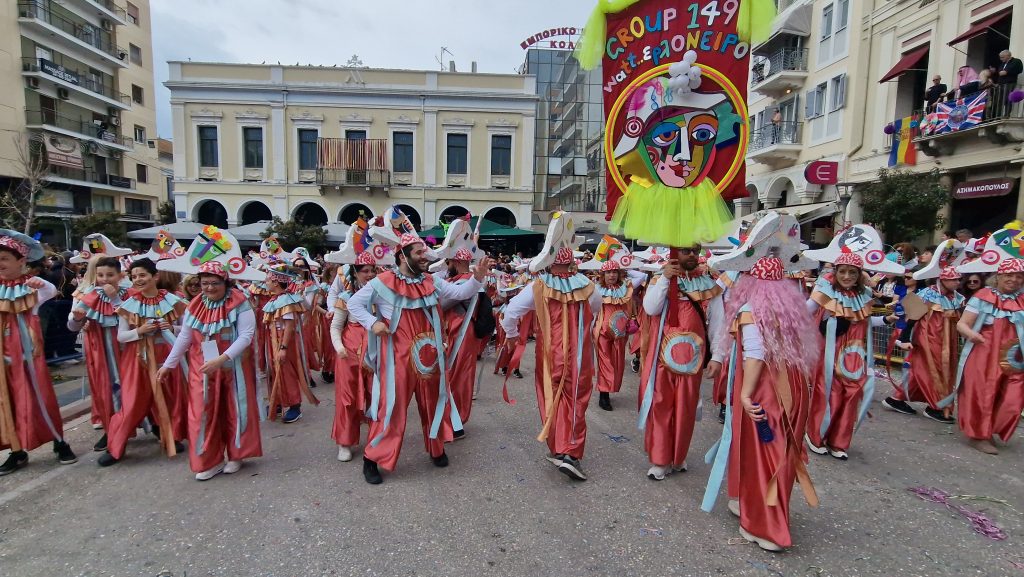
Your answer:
[283,406,302,423]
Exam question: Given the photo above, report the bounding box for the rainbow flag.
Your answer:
[888,115,918,167]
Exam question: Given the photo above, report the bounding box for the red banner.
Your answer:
[600,0,751,222]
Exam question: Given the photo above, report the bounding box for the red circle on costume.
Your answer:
[79,250,92,260]
[620,255,633,267]
[372,245,387,259]
[418,344,437,368]
[842,352,864,376]
[259,251,269,259]
[865,250,884,265]
[612,313,628,334]
[227,257,246,274]
[981,250,1000,265]
[173,247,186,257]
[624,117,643,137]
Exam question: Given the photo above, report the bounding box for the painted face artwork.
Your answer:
[88,237,105,254]
[189,226,233,266]
[642,108,719,188]
[993,226,1024,259]
[837,226,872,253]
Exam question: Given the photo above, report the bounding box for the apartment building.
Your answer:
[0,0,170,245]
[164,62,538,232]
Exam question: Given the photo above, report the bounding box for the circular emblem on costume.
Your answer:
[624,116,644,137]
[981,249,1001,265]
[173,246,186,257]
[372,244,388,259]
[410,332,439,376]
[865,250,885,266]
[1002,343,1024,373]
[659,331,704,375]
[259,250,269,259]
[608,310,629,338]
[620,255,633,267]
[227,256,246,274]
[79,250,92,260]
[837,343,867,380]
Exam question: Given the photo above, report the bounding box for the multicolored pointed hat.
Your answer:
[803,224,904,274]
[958,224,1024,274]
[325,216,395,266]
[434,213,481,262]
[140,228,186,262]
[69,233,131,263]
[529,211,585,273]
[709,211,818,273]
[579,235,636,271]
[913,239,967,281]
[157,225,266,281]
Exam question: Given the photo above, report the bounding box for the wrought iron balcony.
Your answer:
[747,121,803,166]
[751,47,809,98]
[22,57,131,107]
[912,85,1024,156]
[25,109,132,149]
[17,1,128,65]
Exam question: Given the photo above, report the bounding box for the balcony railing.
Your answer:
[752,48,809,86]
[86,0,128,21]
[22,58,131,105]
[316,138,391,186]
[748,121,803,151]
[47,164,136,190]
[26,109,131,147]
[915,85,1024,137]
[18,1,127,61]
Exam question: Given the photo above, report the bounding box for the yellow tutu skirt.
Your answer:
[609,179,732,247]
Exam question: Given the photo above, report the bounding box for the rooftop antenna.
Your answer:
[435,46,453,71]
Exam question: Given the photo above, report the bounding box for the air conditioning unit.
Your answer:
[110,116,120,126]
[101,18,113,31]
[117,51,127,61]
[26,77,39,89]
[107,107,120,117]
[57,87,70,100]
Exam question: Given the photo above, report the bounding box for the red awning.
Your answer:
[878,47,930,83]
[948,9,1011,46]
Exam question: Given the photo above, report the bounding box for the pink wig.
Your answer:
[717,274,820,378]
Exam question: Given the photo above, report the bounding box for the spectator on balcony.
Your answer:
[997,50,1022,86]
[770,108,782,144]
[947,65,980,100]
[925,76,947,111]
[978,69,995,93]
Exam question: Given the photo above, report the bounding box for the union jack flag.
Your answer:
[931,92,987,135]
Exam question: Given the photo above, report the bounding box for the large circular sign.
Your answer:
[659,331,704,375]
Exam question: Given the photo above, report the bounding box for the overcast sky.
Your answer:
[150,0,591,137]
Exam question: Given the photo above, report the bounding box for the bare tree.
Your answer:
[0,133,49,234]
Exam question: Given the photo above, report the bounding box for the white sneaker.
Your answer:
[728,499,740,517]
[337,446,352,462]
[647,465,669,481]
[671,461,687,473]
[92,423,103,430]
[739,526,783,552]
[223,460,242,474]
[828,448,848,460]
[195,462,225,481]
[805,433,827,455]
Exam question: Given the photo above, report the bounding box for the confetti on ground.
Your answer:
[639,527,663,537]
[604,433,630,443]
[747,560,785,576]
[908,486,1008,540]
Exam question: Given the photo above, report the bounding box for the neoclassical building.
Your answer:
[165,61,538,231]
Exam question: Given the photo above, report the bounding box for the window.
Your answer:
[807,74,846,143]
[243,126,263,169]
[818,1,849,65]
[393,131,413,172]
[491,134,511,176]
[133,124,146,143]
[93,195,114,212]
[131,84,143,105]
[447,133,468,175]
[198,126,218,167]
[129,44,142,65]
[298,129,318,170]
[125,198,151,216]
[805,83,827,119]
[345,129,366,140]
[829,74,847,111]
[126,2,139,25]
[136,163,147,183]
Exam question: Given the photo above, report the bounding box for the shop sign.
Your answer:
[953,178,1016,199]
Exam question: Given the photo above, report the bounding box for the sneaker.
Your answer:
[718,404,726,424]
[223,460,242,474]
[631,355,640,373]
[545,453,563,467]
[738,526,783,552]
[671,461,687,473]
[53,441,77,465]
[923,407,955,424]
[363,457,383,484]
[93,434,108,452]
[321,371,334,384]
[559,456,587,481]
[805,434,827,455]
[727,499,740,517]
[647,465,669,481]
[92,422,103,431]
[337,446,352,462]
[882,397,917,415]
[828,448,849,460]
[432,452,449,468]
[969,439,999,455]
[598,392,612,411]
[97,451,119,467]
[511,369,523,379]
[0,451,28,476]
[453,429,466,441]
[195,462,225,481]
[283,406,302,423]
[500,367,507,376]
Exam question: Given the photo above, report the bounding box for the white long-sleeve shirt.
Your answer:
[326,271,346,312]
[346,273,482,331]
[625,269,647,289]
[642,274,724,356]
[162,309,257,369]
[500,279,603,338]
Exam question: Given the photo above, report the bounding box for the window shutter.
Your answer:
[837,74,847,109]
[805,91,815,119]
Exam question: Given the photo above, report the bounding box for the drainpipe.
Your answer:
[420,94,427,223]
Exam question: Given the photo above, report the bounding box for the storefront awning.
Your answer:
[753,2,812,52]
[42,134,83,169]
[948,9,1011,46]
[878,46,930,83]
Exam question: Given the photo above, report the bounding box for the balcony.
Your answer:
[71,0,129,25]
[914,85,1024,157]
[17,1,128,68]
[25,109,132,151]
[751,48,808,99]
[46,164,136,192]
[22,57,130,109]
[315,138,391,188]
[747,121,803,166]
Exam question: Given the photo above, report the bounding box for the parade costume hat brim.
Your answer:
[69,233,131,263]
[529,211,585,273]
[803,223,905,274]
[708,211,818,273]
[913,239,967,280]
[158,225,266,281]
[957,228,1023,274]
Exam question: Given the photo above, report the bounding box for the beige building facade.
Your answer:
[165,62,538,232]
[0,0,170,244]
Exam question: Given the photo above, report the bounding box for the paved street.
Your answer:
[1,351,1021,577]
